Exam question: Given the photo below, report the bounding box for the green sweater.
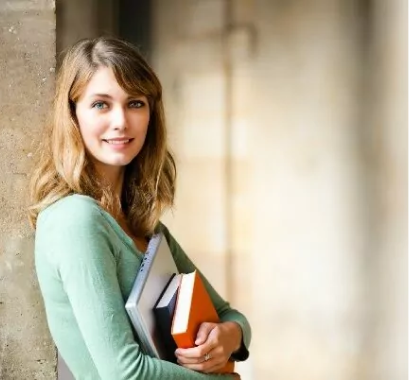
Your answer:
[35,194,251,380]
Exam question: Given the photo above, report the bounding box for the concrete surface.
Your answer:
[0,0,57,379]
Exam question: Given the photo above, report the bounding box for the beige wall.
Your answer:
[152,2,254,377]
[250,1,367,378]
[153,0,231,295]
[152,0,407,379]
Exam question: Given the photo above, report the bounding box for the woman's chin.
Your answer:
[103,152,138,166]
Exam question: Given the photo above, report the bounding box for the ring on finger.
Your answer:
[204,352,212,362]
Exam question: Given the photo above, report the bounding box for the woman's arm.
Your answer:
[36,198,237,380]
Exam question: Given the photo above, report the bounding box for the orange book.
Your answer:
[171,270,235,374]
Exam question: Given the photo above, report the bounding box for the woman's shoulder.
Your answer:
[37,194,102,228]
[35,195,115,269]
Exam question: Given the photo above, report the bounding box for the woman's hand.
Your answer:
[175,321,243,374]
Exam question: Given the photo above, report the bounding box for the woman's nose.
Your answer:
[111,106,127,130]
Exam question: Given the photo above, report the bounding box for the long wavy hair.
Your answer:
[28,37,176,236]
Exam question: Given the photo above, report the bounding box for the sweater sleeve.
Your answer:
[36,199,237,380]
[161,224,251,361]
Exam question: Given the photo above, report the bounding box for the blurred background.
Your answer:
[0,0,406,379]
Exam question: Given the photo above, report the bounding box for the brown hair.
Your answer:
[28,36,176,236]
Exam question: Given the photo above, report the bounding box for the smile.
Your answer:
[103,138,134,145]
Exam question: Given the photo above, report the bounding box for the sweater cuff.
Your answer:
[230,336,250,362]
[227,320,250,362]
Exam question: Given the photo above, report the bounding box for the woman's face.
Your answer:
[75,67,150,177]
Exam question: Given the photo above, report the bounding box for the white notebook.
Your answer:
[125,232,179,358]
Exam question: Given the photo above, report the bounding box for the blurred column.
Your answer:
[152,1,255,378]
[365,0,408,379]
[249,0,367,378]
[152,0,230,296]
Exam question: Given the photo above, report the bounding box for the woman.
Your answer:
[29,37,251,380]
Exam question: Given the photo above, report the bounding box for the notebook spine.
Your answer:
[133,233,163,289]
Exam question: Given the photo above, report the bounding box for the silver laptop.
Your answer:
[125,232,179,358]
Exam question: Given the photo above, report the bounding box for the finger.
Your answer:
[175,343,217,360]
[176,355,204,365]
[178,349,227,371]
[195,322,217,345]
[175,346,204,360]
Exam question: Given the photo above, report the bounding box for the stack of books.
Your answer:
[125,232,234,373]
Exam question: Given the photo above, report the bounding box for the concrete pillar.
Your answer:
[364,0,408,379]
[0,0,56,379]
[250,1,367,378]
[151,3,255,379]
[152,0,230,296]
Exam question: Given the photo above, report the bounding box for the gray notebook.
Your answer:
[125,232,179,358]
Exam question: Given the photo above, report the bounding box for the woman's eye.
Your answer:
[92,101,108,110]
[129,100,145,108]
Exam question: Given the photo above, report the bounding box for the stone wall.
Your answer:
[0,0,56,378]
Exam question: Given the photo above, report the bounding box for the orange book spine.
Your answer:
[171,271,235,374]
